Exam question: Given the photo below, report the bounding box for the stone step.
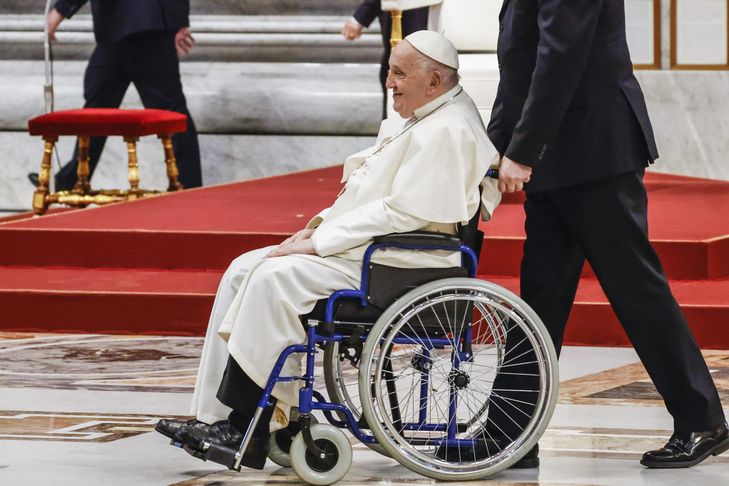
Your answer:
[0,57,381,210]
[0,0,362,16]
[0,14,382,62]
[0,60,382,134]
[2,131,375,211]
[0,14,377,33]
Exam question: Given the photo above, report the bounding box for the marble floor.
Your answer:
[0,332,727,486]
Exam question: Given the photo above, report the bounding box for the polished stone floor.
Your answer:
[0,332,727,485]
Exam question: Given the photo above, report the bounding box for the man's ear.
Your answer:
[428,70,442,94]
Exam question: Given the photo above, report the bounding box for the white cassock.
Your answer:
[189,85,501,426]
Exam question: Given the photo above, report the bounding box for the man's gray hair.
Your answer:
[417,54,460,88]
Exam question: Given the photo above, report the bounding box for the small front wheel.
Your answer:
[268,425,296,467]
[290,424,352,485]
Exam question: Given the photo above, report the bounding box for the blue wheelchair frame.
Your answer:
[225,238,481,470]
[213,167,501,470]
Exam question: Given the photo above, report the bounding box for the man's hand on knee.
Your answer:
[266,238,316,258]
[278,228,316,247]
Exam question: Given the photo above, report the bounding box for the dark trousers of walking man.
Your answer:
[486,0,727,468]
[56,32,201,190]
[47,0,202,190]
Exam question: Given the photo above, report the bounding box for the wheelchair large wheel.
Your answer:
[358,278,558,481]
[323,342,362,422]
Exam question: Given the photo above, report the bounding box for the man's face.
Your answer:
[386,42,436,118]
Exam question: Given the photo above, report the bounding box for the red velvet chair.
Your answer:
[27,108,187,214]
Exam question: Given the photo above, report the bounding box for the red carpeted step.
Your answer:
[1,168,728,345]
[478,233,729,280]
[477,174,729,279]
[0,208,74,226]
[483,275,729,350]
[0,266,219,335]
[1,169,727,279]
[2,265,727,350]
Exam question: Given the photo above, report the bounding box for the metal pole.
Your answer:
[43,0,54,114]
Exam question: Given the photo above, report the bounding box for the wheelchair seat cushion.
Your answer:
[303,264,468,330]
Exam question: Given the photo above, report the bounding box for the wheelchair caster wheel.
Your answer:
[269,414,316,467]
[268,425,296,467]
[290,424,352,485]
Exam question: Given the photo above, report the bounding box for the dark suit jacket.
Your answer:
[353,0,381,28]
[487,0,659,192]
[54,0,189,44]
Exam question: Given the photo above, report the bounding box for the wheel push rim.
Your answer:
[360,281,557,477]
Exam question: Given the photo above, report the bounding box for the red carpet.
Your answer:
[1,167,728,348]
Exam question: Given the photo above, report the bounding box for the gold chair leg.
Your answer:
[125,136,141,198]
[159,134,183,191]
[73,136,92,194]
[390,10,403,47]
[32,137,56,215]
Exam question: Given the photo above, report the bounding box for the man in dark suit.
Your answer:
[488,0,727,469]
[31,0,202,190]
[342,0,428,118]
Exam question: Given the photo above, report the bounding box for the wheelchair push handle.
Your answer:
[485,168,499,179]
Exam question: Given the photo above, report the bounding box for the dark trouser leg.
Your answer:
[520,191,586,356]
[553,170,724,432]
[56,44,130,190]
[122,31,202,188]
[216,356,274,437]
[377,8,429,119]
[486,191,585,440]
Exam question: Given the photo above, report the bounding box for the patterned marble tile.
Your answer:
[173,470,588,486]
[0,410,183,443]
[0,334,201,392]
[1,333,727,485]
[558,351,729,407]
[540,426,729,462]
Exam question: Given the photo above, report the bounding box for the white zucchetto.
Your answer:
[404,30,459,70]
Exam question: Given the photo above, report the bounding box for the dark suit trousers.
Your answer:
[216,355,274,437]
[489,170,724,437]
[56,31,202,190]
[377,9,428,118]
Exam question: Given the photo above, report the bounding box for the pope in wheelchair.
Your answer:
[156,31,558,484]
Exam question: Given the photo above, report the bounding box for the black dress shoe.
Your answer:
[178,419,269,470]
[155,418,205,442]
[641,422,729,468]
[28,172,40,187]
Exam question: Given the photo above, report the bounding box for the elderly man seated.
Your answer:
[155,30,501,469]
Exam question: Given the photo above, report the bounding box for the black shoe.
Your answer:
[155,418,206,442]
[28,172,40,187]
[641,422,729,468]
[178,419,269,470]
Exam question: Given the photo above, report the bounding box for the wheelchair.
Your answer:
[193,183,559,484]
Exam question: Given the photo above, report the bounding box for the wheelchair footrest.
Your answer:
[182,444,209,462]
[178,442,242,470]
[204,443,241,471]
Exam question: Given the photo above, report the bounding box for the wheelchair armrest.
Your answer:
[372,231,462,250]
